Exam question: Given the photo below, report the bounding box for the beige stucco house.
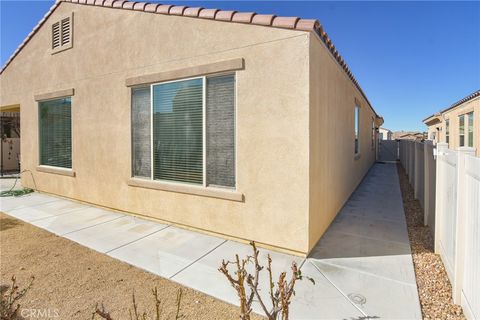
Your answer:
[424,90,479,156]
[0,0,383,255]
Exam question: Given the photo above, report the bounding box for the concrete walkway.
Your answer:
[0,163,421,319]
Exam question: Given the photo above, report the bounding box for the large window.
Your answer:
[354,106,360,154]
[459,114,465,147]
[38,97,72,168]
[132,74,235,188]
[467,112,474,147]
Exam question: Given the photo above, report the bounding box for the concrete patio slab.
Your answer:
[31,206,123,235]
[0,163,421,319]
[108,226,226,279]
[6,198,90,222]
[290,261,364,319]
[311,259,421,319]
[306,163,421,319]
[171,240,305,312]
[65,216,169,253]
[0,192,60,212]
[309,230,412,259]
[326,214,410,245]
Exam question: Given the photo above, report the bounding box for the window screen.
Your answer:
[132,87,151,177]
[39,97,72,168]
[153,78,203,184]
[206,74,235,188]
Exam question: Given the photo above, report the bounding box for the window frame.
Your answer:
[465,111,474,148]
[354,105,360,156]
[132,72,237,190]
[459,114,465,147]
[36,94,75,176]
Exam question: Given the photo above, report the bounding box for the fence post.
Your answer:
[414,142,422,200]
[453,147,476,303]
[434,142,448,254]
[409,141,415,185]
[424,141,431,226]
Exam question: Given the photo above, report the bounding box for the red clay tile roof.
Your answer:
[423,89,480,122]
[440,89,480,113]
[0,0,379,116]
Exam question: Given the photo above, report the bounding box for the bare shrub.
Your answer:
[92,287,183,320]
[0,275,34,320]
[219,241,314,320]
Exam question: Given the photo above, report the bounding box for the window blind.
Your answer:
[132,87,151,177]
[206,74,235,187]
[39,98,72,168]
[152,79,203,184]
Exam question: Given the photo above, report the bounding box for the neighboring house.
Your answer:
[393,131,425,141]
[378,127,393,140]
[423,90,479,155]
[0,0,383,255]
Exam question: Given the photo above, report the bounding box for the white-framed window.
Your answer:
[445,119,450,145]
[354,105,360,154]
[131,74,236,189]
[459,114,465,147]
[467,112,474,147]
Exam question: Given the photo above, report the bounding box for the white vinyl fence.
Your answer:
[399,140,436,234]
[400,141,480,319]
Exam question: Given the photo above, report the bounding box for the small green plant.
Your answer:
[219,241,314,320]
[92,287,183,320]
[0,275,34,320]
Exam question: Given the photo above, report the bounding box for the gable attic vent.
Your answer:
[52,22,60,49]
[61,18,70,45]
[51,13,73,54]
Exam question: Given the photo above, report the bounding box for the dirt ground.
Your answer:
[396,165,465,320]
[0,212,264,320]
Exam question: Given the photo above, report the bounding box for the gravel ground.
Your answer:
[397,164,465,319]
[0,212,264,320]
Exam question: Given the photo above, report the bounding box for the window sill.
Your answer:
[127,178,244,202]
[354,153,361,161]
[36,165,75,177]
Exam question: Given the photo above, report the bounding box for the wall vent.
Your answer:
[51,13,73,54]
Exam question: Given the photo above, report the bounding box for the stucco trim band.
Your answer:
[125,58,244,87]
[127,178,244,202]
[36,165,76,177]
[34,88,75,101]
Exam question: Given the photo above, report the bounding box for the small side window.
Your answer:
[354,106,360,155]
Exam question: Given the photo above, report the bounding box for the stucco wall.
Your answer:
[308,34,377,252]
[0,3,311,253]
[440,97,480,156]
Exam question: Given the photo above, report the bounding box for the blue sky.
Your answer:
[1,1,479,131]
